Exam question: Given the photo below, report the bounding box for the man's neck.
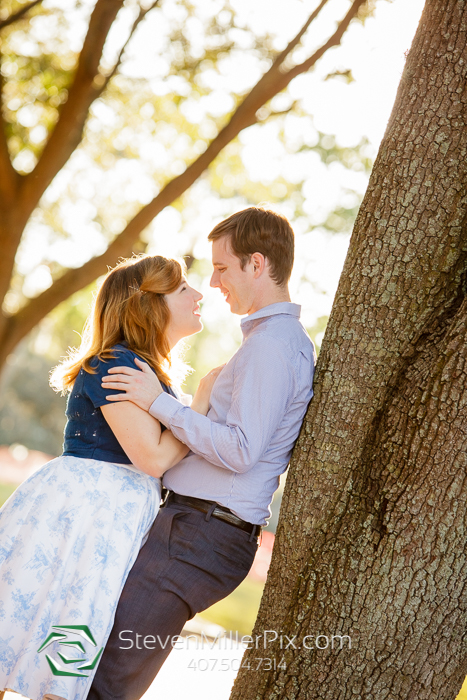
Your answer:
[248,286,291,315]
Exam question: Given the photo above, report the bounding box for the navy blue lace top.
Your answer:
[62,344,177,465]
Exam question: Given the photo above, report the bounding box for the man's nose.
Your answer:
[210,271,219,288]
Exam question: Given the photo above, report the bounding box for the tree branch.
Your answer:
[1,0,161,315]
[96,0,161,97]
[19,0,161,217]
[258,101,300,120]
[19,0,125,212]
[284,0,369,83]
[0,0,43,31]
[270,0,331,69]
[0,71,20,203]
[245,0,368,109]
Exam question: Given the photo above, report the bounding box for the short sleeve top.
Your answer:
[62,344,178,465]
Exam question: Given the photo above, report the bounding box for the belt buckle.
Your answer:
[160,487,170,507]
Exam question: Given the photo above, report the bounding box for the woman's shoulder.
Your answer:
[77,345,142,408]
[89,344,138,368]
[85,344,174,392]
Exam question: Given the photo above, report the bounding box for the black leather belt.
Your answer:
[165,492,261,538]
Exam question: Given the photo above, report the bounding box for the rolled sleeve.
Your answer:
[150,334,296,473]
[149,391,184,426]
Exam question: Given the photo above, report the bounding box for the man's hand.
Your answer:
[191,365,225,415]
[102,358,164,411]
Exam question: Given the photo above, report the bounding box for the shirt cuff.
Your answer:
[149,391,183,425]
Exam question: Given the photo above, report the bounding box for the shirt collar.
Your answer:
[240,302,301,334]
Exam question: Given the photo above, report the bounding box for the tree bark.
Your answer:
[230,1,467,698]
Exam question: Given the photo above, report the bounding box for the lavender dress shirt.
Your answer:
[149,302,316,525]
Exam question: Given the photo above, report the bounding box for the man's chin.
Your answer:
[225,296,245,315]
[229,303,246,316]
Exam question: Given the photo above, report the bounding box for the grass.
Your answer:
[0,482,18,507]
[457,678,467,699]
[196,576,265,637]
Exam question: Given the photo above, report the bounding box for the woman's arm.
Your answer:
[101,402,188,478]
[100,365,224,477]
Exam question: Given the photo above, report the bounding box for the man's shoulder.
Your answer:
[236,324,315,373]
[244,316,314,357]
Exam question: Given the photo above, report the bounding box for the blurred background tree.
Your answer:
[0,0,376,453]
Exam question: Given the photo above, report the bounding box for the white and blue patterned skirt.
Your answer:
[0,455,161,700]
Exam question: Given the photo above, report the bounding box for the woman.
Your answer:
[0,254,220,700]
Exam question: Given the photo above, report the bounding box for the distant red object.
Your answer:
[248,530,275,582]
[0,445,53,484]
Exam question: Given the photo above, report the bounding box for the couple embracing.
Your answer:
[0,206,316,700]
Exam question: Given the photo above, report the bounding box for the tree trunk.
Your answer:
[230,1,467,698]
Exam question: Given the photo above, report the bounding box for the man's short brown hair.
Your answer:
[208,207,294,287]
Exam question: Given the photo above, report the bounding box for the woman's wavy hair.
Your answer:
[50,254,187,393]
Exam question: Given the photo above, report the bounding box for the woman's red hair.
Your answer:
[50,254,186,392]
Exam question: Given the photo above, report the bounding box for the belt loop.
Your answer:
[249,525,257,542]
[205,503,216,522]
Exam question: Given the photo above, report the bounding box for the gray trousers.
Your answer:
[86,501,259,700]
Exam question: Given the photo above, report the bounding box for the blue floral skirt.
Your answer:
[0,455,161,700]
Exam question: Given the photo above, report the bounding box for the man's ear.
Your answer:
[251,252,266,277]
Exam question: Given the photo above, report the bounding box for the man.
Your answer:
[87,206,316,700]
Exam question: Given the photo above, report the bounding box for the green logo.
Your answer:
[37,625,104,677]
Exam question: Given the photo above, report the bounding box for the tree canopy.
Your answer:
[0,0,375,371]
